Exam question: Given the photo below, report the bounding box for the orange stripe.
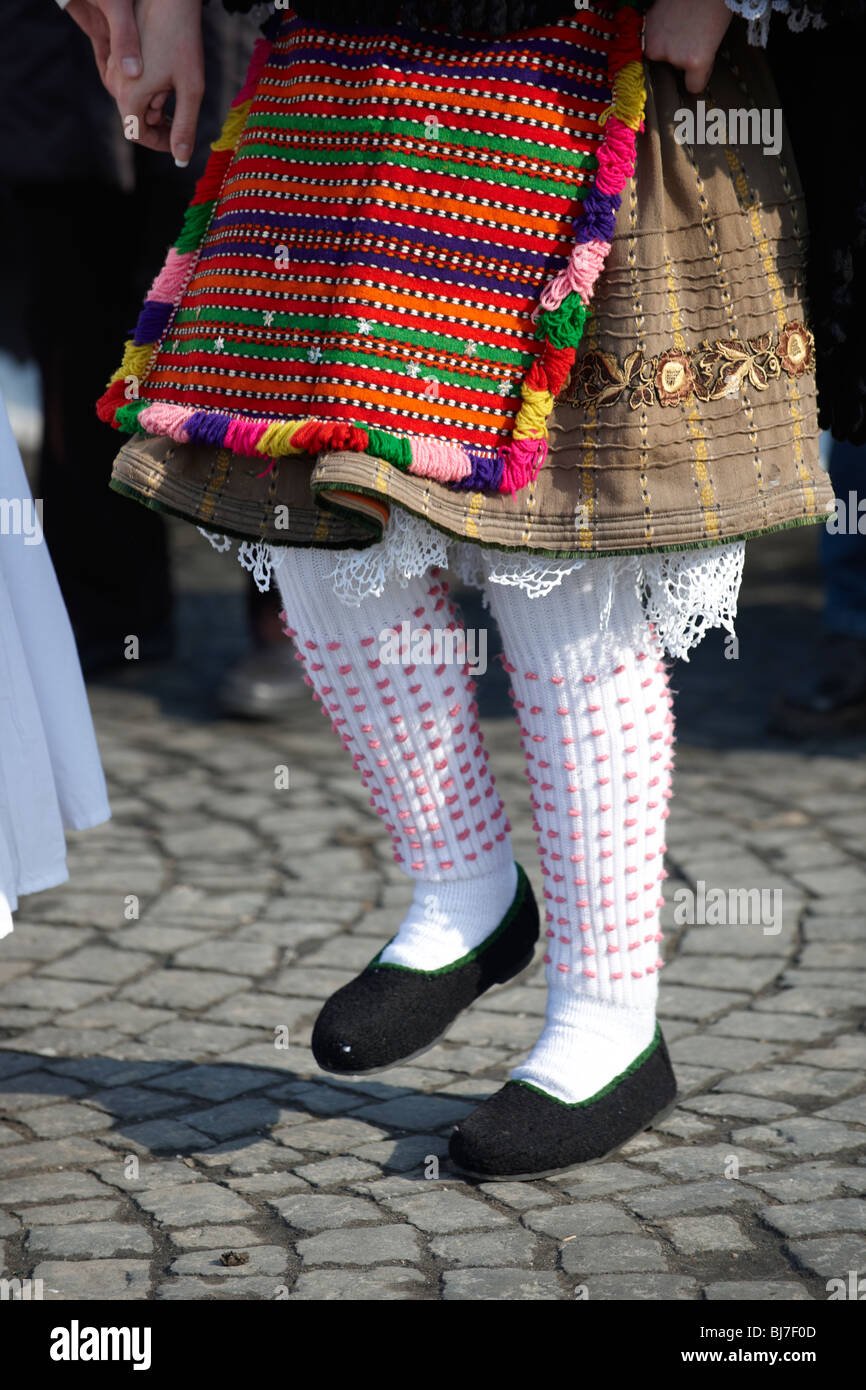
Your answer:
[184,274,533,333]
[145,371,513,430]
[255,76,606,133]
[223,176,570,236]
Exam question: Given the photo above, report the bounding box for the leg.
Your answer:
[450,560,677,1177]
[487,561,672,1100]
[273,546,539,1069]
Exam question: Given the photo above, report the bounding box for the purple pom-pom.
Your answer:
[133,299,174,346]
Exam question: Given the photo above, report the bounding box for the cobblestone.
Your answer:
[442,1269,565,1300]
[387,1191,510,1233]
[26,1222,153,1259]
[663,1215,753,1255]
[169,1246,289,1277]
[560,1235,668,1275]
[759,1199,866,1237]
[703,1280,813,1300]
[289,1268,426,1300]
[33,1260,151,1300]
[294,1224,421,1266]
[522,1202,640,1238]
[131,1184,256,1226]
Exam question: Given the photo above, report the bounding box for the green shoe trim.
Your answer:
[511,1024,664,1108]
[369,863,530,977]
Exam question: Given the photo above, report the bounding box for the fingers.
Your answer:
[104,0,143,79]
[684,61,713,94]
[145,91,170,128]
[64,1,111,84]
[170,70,205,168]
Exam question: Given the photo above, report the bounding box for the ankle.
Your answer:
[379,860,519,969]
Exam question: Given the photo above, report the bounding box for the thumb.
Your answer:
[684,60,713,94]
[105,0,143,79]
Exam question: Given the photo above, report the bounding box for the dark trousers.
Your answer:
[10,168,192,647]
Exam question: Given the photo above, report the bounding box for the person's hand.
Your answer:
[644,0,734,93]
[63,0,143,86]
[104,0,205,167]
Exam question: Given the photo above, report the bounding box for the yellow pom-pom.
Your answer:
[258,419,309,456]
[613,61,646,132]
[212,101,251,152]
[109,340,154,386]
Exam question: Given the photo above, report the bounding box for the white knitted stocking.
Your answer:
[485,561,674,1102]
[275,549,516,968]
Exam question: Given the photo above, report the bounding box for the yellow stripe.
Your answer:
[723,146,816,514]
[200,447,232,524]
[577,315,598,550]
[663,252,719,539]
[465,489,484,540]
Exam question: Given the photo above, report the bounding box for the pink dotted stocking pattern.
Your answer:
[483,561,674,1100]
[274,550,513,886]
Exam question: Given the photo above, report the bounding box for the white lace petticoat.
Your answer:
[199,506,746,663]
[724,0,827,46]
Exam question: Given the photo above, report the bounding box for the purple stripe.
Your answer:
[134,299,174,346]
[272,26,610,72]
[197,237,567,299]
[268,44,609,98]
[206,209,571,266]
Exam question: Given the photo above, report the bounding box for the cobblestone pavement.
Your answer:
[1,521,864,1302]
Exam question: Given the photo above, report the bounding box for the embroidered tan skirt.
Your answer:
[110,23,834,559]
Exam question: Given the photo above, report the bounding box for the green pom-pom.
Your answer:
[365,428,413,472]
[114,398,149,433]
[174,201,213,253]
[535,294,591,350]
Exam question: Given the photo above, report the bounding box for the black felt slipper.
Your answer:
[448,1027,677,1180]
[311,864,539,1074]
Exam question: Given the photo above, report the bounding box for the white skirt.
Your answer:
[0,394,110,938]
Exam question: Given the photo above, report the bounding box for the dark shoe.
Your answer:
[449,1027,677,1180]
[770,634,866,738]
[217,644,306,719]
[312,864,539,1075]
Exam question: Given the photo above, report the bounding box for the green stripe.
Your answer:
[155,336,528,395]
[235,140,596,198]
[243,115,600,170]
[173,310,530,368]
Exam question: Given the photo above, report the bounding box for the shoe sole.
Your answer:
[316,945,538,1079]
[450,1094,680,1183]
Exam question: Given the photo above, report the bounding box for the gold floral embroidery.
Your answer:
[564,320,814,410]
